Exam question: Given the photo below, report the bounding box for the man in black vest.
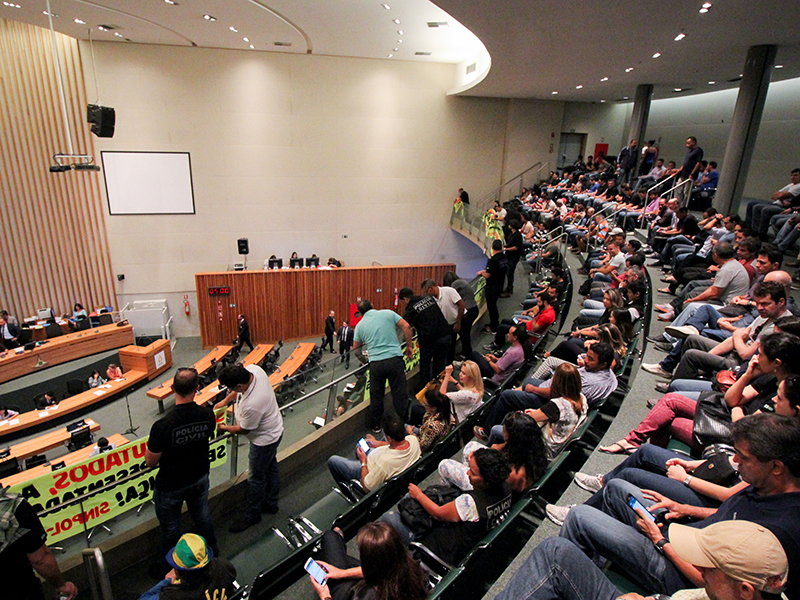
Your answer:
[399,287,452,385]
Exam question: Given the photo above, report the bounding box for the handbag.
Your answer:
[714,370,738,393]
[397,484,462,537]
[692,390,733,447]
[692,448,740,487]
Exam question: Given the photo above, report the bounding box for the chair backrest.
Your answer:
[98,313,114,326]
[45,323,63,338]
[68,427,93,451]
[0,457,20,477]
[75,317,91,331]
[17,328,32,346]
[25,454,48,469]
[66,379,86,396]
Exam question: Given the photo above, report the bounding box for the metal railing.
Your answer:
[82,548,114,600]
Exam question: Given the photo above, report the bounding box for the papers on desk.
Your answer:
[94,390,106,396]
[0,420,7,426]
[49,404,59,410]
[8,419,19,425]
[14,348,24,354]
[114,378,125,382]
[38,411,48,417]
[100,384,112,389]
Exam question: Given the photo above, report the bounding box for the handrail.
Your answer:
[82,548,114,600]
[472,161,544,213]
[279,362,369,413]
[662,178,693,204]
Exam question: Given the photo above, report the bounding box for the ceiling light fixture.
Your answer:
[652,52,661,58]
[387,53,393,58]
[625,67,634,72]
[382,3,391,9]
[674,88,683,92]
[229,26,238,32]
[551,91,558,95]
[393,19,400,24]
[699,7,708,13]
[114,32,123,37]
[164,0,177,4]
[249,44,254,49]
[98,25,108,31]
[600,100,606,103]
[674,33,686,41]
[708,81,715,84]
[74,18,86,24]
[397,30,403,35]
[243,37,249,42]
[397,39,402,43]
[393,47,398,51]
[600,77,608,81]
[702,2,712,6]
[43,10,58,17]
[623,96,629,99]
[575,85,583,89]
[4,2,21,7]
[203,14,216,21]
[776,65,784,69]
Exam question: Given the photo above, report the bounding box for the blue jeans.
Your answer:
[247,436,282,518]
[488,424,504,446]
[483,388,546,431]
[669,379,713,394]
[154,473,217,555]
[327,455,363,489]
[380,507,415,545]
[494,537,621,600]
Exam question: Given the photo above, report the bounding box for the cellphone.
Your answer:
[627,494,656,522]
[304,557,327,586]
[357,438,371,454]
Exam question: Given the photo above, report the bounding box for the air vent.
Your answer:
[98,24,118,30]
[427,21,448,27]
[415,51,431,56]
[274,41,292,47]
[672,87,692,93]
[466,62,476,74]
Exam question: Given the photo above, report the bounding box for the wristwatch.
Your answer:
[654,538,668,555]
[683,475,693,487]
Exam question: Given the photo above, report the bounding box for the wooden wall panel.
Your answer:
[0,19,115,319]
[196,265,456,347]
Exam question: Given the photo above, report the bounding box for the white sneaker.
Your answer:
[665,325,699,340]
[642,363,672,379]
[574,472,603,493]
[545,503,574,526]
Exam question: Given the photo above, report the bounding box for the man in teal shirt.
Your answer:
[353,299,413,431]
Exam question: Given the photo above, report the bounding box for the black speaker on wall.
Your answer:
[87,104,116,138]
[238,238,249,255]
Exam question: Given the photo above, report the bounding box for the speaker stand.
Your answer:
[122,393,139,437]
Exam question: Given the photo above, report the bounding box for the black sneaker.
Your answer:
[229,514,262,533]
[646,334,668,344]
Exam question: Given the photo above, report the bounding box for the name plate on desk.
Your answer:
[154,350,167,369]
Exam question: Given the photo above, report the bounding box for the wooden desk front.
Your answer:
[270,342,315,387]
[0,323,134,384]
[0,433,129,488]
[118,339,172,381]
[193,344,274,406]
[8,419,101,463]
[0,371,147,439]
[146,345,233,402]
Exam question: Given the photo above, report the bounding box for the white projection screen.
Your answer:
[101,151,195,215]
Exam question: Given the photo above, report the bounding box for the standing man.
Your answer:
[617,138,638,184]
[399,287,451,386]
[216,363,283,533]
[421,278,465,364]
[677,136,704,203]
[0,488,78,600]
[0,314,21,349]
[480,240,508,335]
[501,220,523,297]
[457,187,469,205]
[336,319,354,368]
[146,368,218,574]
[443,271,479,358]
[234,314,253,353]
[321,310,336,354]
[353,299,414,431]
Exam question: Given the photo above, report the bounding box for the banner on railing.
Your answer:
[12,435,228,544]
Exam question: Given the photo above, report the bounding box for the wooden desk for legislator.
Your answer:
[118,338,172,381]
[0,373,148,439]
[8,419,101,463]
[0,323,135,384]
[269,342,315,387]
[192,344,273,407]
[0,433,129,489]
[147,344,233,402]
[196,263,455,347]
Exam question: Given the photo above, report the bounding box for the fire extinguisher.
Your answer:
[184,294,190,316]
[394,288,399,309]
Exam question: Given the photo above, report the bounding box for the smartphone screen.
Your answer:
[358,438,371,454]
[304,557,327,586]
[627,494,656,521]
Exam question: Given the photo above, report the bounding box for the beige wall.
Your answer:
[561,102,630,161]
[83,43,561,336]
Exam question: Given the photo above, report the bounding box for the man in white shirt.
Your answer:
[748,168,800,234]
[634,157,667,192]
[217,363,284,533]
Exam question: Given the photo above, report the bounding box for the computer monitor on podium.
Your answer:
[305,257,319,268]
[290,258,304,269]
[268,258,283,270]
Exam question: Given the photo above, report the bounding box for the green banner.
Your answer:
[12,434,228,544]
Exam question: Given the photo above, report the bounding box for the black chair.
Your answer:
[25,454,48,469]
[66,379,86,397]
[67,427,93,452]
[0,457,20,478]
[98,313,113,326]
[75,317,91,331]
[17,328,32,346]
[45,323,63,338]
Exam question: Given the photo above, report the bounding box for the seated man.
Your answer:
[469,326,529,384]
[326,413,421,492]
[559,413,800,597]
[476,343,616,435]
[494,520,788,600]
[489,292,555,351]
[750,168,800,237]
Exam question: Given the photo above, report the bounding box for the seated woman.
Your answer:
[407,390,452,453]
[0,405,18,420]
[468,326,531,384]
[522,363,588,459]
[67,303,87,325]
[308,522,426,600]
[383,448,512,566]
[550,308,632,365]
[439,362,484,424]
[570,289,623,331]
[439,411,546,493]
[87,370,107,388]
[106,363,123,380]
[599,332,798,454]
[533,324,627,379]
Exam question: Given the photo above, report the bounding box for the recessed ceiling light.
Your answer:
[674,88,683,92]
[243,37,249,42]
[4,2,21,7]
[575,85,583,89]
[699,8,708,13]
[652,52,661,58]
[674,33,686,41]
[203,14,216,21]
[702,2,712,6]
[393,48,398,51]
[600,77,608,82]
[43,10,58,17]
[249,44,254,49]
[600,100,606,103]
[114,32,123,37]
[229,26,238,32]
[776,65,784,69]
[387,53,393,58]
[739,73,743,77]
[397,30,403,35]
[164,0,177,4]
[382,3,391,9]
[98,25,109,31]
[623,96,629,99]
[397,39,403,43]
[551,91,558,95]
[74,18,86,24]
[393,19,400,24]
[708,81,716,84]
[625,67,634,72]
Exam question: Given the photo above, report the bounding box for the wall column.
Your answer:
[715,45,777,215]
[627,84,653,169]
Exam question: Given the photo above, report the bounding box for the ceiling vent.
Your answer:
[466,62,476,74]
[274,41,292,46]
[427,21,448,27]
[415,51,431,56]
[98,24,118,30]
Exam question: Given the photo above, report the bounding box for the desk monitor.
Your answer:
[305,257,319,268]
[268,258,283,270]
[67,419,87,433]
[0,457,20,478]
[290,258,304,269]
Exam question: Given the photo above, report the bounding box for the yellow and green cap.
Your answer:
[166,533,213,571]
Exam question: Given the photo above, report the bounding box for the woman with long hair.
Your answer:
[407,390,452,453]
[439,361,484,423]
[309,521,427,600]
